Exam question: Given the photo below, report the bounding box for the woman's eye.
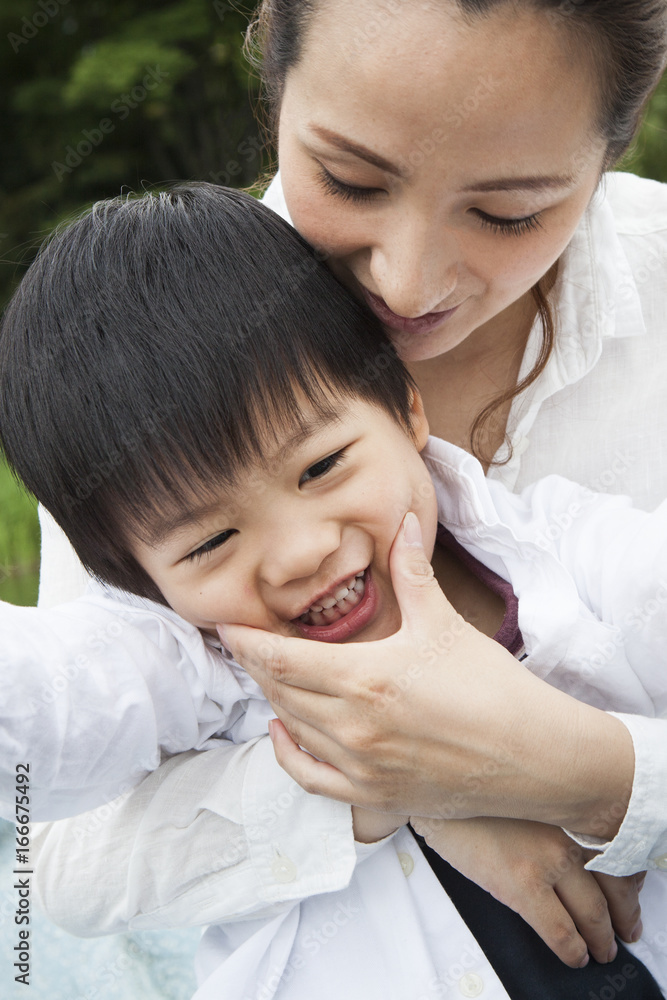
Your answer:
[317,166,383,205]
[186,529,236,562]
[300,449,345,485]
[471,208,544,237]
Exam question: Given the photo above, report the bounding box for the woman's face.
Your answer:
[278,1,607,363]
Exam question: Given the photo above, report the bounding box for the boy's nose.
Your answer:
[261,520,342,591]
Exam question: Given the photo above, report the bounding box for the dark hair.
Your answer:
[246,0,667,461]
[0,184,415,601]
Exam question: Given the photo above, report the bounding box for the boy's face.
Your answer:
[133,394,437,643]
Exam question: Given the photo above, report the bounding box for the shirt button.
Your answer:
[653,854,667,870]
[271,855,297,883]
[458,972,484,997]
[398,852,414,877]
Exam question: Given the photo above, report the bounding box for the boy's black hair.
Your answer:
[0,184,416,601]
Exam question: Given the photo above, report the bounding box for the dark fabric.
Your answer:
[436,524,524,656]
[413,831,663,1000]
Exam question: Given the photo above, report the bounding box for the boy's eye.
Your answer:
[186,529,237,562]
[300,449,345,485]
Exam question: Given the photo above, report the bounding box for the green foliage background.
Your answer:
[1,0,666,605]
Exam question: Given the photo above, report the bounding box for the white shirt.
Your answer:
[32,438,667,999]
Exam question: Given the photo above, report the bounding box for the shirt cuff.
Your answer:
[565,713,667,875]
[243,736,358,904]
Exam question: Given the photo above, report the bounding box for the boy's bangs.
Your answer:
[117,367,351,548]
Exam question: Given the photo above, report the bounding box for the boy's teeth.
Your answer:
[301,570,367,624]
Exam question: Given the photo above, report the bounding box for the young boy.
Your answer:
[1,185,666,998]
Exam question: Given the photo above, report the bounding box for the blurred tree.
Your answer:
[0,0,266,310]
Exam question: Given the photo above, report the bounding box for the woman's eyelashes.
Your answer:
[317,165,545,236]
[317,165,383,204]
[186,529,237,562]
[300,448,347,485]
[470,207,544,237]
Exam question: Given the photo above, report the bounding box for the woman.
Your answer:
[36,1,667,996]
[229,0,667,880]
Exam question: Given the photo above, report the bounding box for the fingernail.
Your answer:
[217,624,228,645]
[268,719,276,741]
[607,941,618,963]
[578,953,590,969]
[403,511,423,547]
[630,920,643,943]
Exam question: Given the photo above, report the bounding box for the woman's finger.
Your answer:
[219,624,360,699]
[390,512,463,635]
[268,719,359,803]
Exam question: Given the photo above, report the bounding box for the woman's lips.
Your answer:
[293,569,378,643]
[361,287,460,336]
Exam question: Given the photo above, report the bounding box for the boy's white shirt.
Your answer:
[27,437,667,999]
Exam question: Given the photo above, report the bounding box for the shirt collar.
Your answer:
[488,179,647,473]
[422,435,500,531]
[546,179,646,378]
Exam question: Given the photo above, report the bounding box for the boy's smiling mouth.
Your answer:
[292,567,379,642]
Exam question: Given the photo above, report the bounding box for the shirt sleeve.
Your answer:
[565,713,667,876]
[486,475,667,873]
[0,595,243,821]
[33,738,358,935]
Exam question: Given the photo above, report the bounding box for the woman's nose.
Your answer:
[369,220,459,318]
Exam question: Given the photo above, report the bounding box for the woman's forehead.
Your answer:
[284,0,602,183]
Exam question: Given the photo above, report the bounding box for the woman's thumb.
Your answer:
[390,512,460,632]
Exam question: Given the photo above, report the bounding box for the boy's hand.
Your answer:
[410,816,645,969]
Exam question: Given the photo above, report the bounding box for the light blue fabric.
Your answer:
[0,819,199,998]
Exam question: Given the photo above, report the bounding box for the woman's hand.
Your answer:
[221,513,634,833]
[410,816,645,968]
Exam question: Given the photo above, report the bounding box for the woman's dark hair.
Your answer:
[246,0,667,462]
[0,184,415,601]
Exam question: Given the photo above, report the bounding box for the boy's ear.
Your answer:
[408,388,430,450]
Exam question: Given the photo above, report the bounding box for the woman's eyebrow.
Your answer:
[461,174,575,193]
[307,124,407,178]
